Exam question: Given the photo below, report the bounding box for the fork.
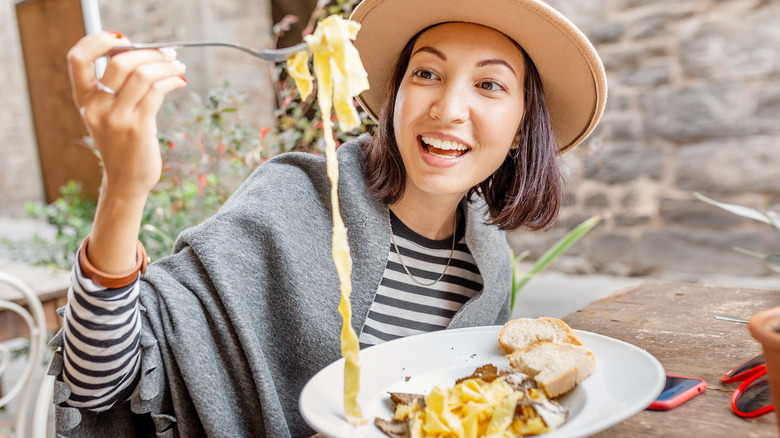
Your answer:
[107,41,309,62]
[714,314,749,324]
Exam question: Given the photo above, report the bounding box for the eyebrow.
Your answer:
[476,59,517,77]
[412,46,446,60]
[412,46,518,77]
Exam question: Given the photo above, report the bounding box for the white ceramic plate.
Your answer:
[300,326,665,438]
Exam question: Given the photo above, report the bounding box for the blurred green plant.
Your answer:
[6,83,264,267]
[0,181,96,269]
[695,192,780,273]
[141,83,265,259]
[510,215,602,312]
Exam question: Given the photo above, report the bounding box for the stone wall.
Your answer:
[0,0,43,216]
[508,0,780,278]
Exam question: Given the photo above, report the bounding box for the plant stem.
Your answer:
[510,215,602,312]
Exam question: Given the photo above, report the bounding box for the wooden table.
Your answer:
[563,281,779,437]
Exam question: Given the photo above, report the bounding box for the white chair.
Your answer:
[0,271,54,438]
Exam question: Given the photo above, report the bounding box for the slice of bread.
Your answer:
[507,341,596,398]
[498,317,583,354]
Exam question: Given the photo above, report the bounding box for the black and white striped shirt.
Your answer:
[358,210,482,348]
[63,211,483,409]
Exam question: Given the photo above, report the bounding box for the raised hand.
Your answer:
[67,31,187,274]
[68,31,187,199]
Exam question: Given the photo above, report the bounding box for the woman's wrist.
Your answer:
[88,185,149,274]
[79,235,149,288]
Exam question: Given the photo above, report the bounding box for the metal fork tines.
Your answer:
[107,41,309,62]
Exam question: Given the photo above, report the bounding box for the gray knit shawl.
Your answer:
[50,134,512,437]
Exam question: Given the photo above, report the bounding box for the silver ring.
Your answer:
[96,80,117,95]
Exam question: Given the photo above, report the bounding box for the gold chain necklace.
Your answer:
[388,213,457,287]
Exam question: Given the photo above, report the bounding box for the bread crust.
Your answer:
[499,317,595,398]
[507,342,596,398]
[497,317,583,354]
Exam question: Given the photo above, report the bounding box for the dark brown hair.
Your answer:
[362,26,563,231]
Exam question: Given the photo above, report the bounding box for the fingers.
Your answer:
[99,48,179,92]
[68,31,128,106]
[136,75,188,123]
[73,34,187,133]
[82,64,187,141]
[111,59,186,119]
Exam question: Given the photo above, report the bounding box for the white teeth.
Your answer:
[421,136,469,151]
[428,151,457,159]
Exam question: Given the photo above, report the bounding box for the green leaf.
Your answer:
[694,192,773,226]
[732,246,769,259]
[514,250,530,264]
[141,224,175,248]
[510,215,601,312]
[768,211,780,231]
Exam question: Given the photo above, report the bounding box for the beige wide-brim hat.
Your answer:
[350,0,607,153]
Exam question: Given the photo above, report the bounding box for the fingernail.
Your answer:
[159,47,177,60]
[108,31,125,39]
[179,75,187,83]
[174,60,186,71]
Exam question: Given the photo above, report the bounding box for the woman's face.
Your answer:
[393,22,526,204]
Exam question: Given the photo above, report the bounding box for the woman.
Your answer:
[54,0,606,436]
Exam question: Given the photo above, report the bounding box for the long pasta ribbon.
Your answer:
[286,14,369,425]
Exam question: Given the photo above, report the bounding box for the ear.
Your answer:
[512,128,522,148]
[508,129,522,158]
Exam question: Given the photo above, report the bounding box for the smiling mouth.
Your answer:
[420,136,471,159]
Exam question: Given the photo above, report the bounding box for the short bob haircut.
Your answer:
[361,24,563,231]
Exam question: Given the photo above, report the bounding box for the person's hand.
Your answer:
[67,31,187,200]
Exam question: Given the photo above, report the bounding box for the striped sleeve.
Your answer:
[61,258,142,411]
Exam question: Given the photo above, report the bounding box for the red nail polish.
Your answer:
[108,31,124,39]
[179,75,187,83]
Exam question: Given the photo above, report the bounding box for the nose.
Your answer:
[428,82,469,124]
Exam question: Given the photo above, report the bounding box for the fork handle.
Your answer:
[106,41,308,62]
[107,41,254,57]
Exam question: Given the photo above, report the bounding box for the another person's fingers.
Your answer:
[67,31,128,105]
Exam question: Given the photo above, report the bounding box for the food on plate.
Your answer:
[287,14,370,425]
[375,318,595,437]
[500,317,595,398]
[498,317,582,354]
[375,365,567,438]
[507,341,596,399]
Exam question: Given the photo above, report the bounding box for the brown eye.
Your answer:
[479,80,504,91]
[413,69,439,80]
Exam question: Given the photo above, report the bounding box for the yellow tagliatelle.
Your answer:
[286,15,369,425]
[395,377,550,438]
[287,15,369,131]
